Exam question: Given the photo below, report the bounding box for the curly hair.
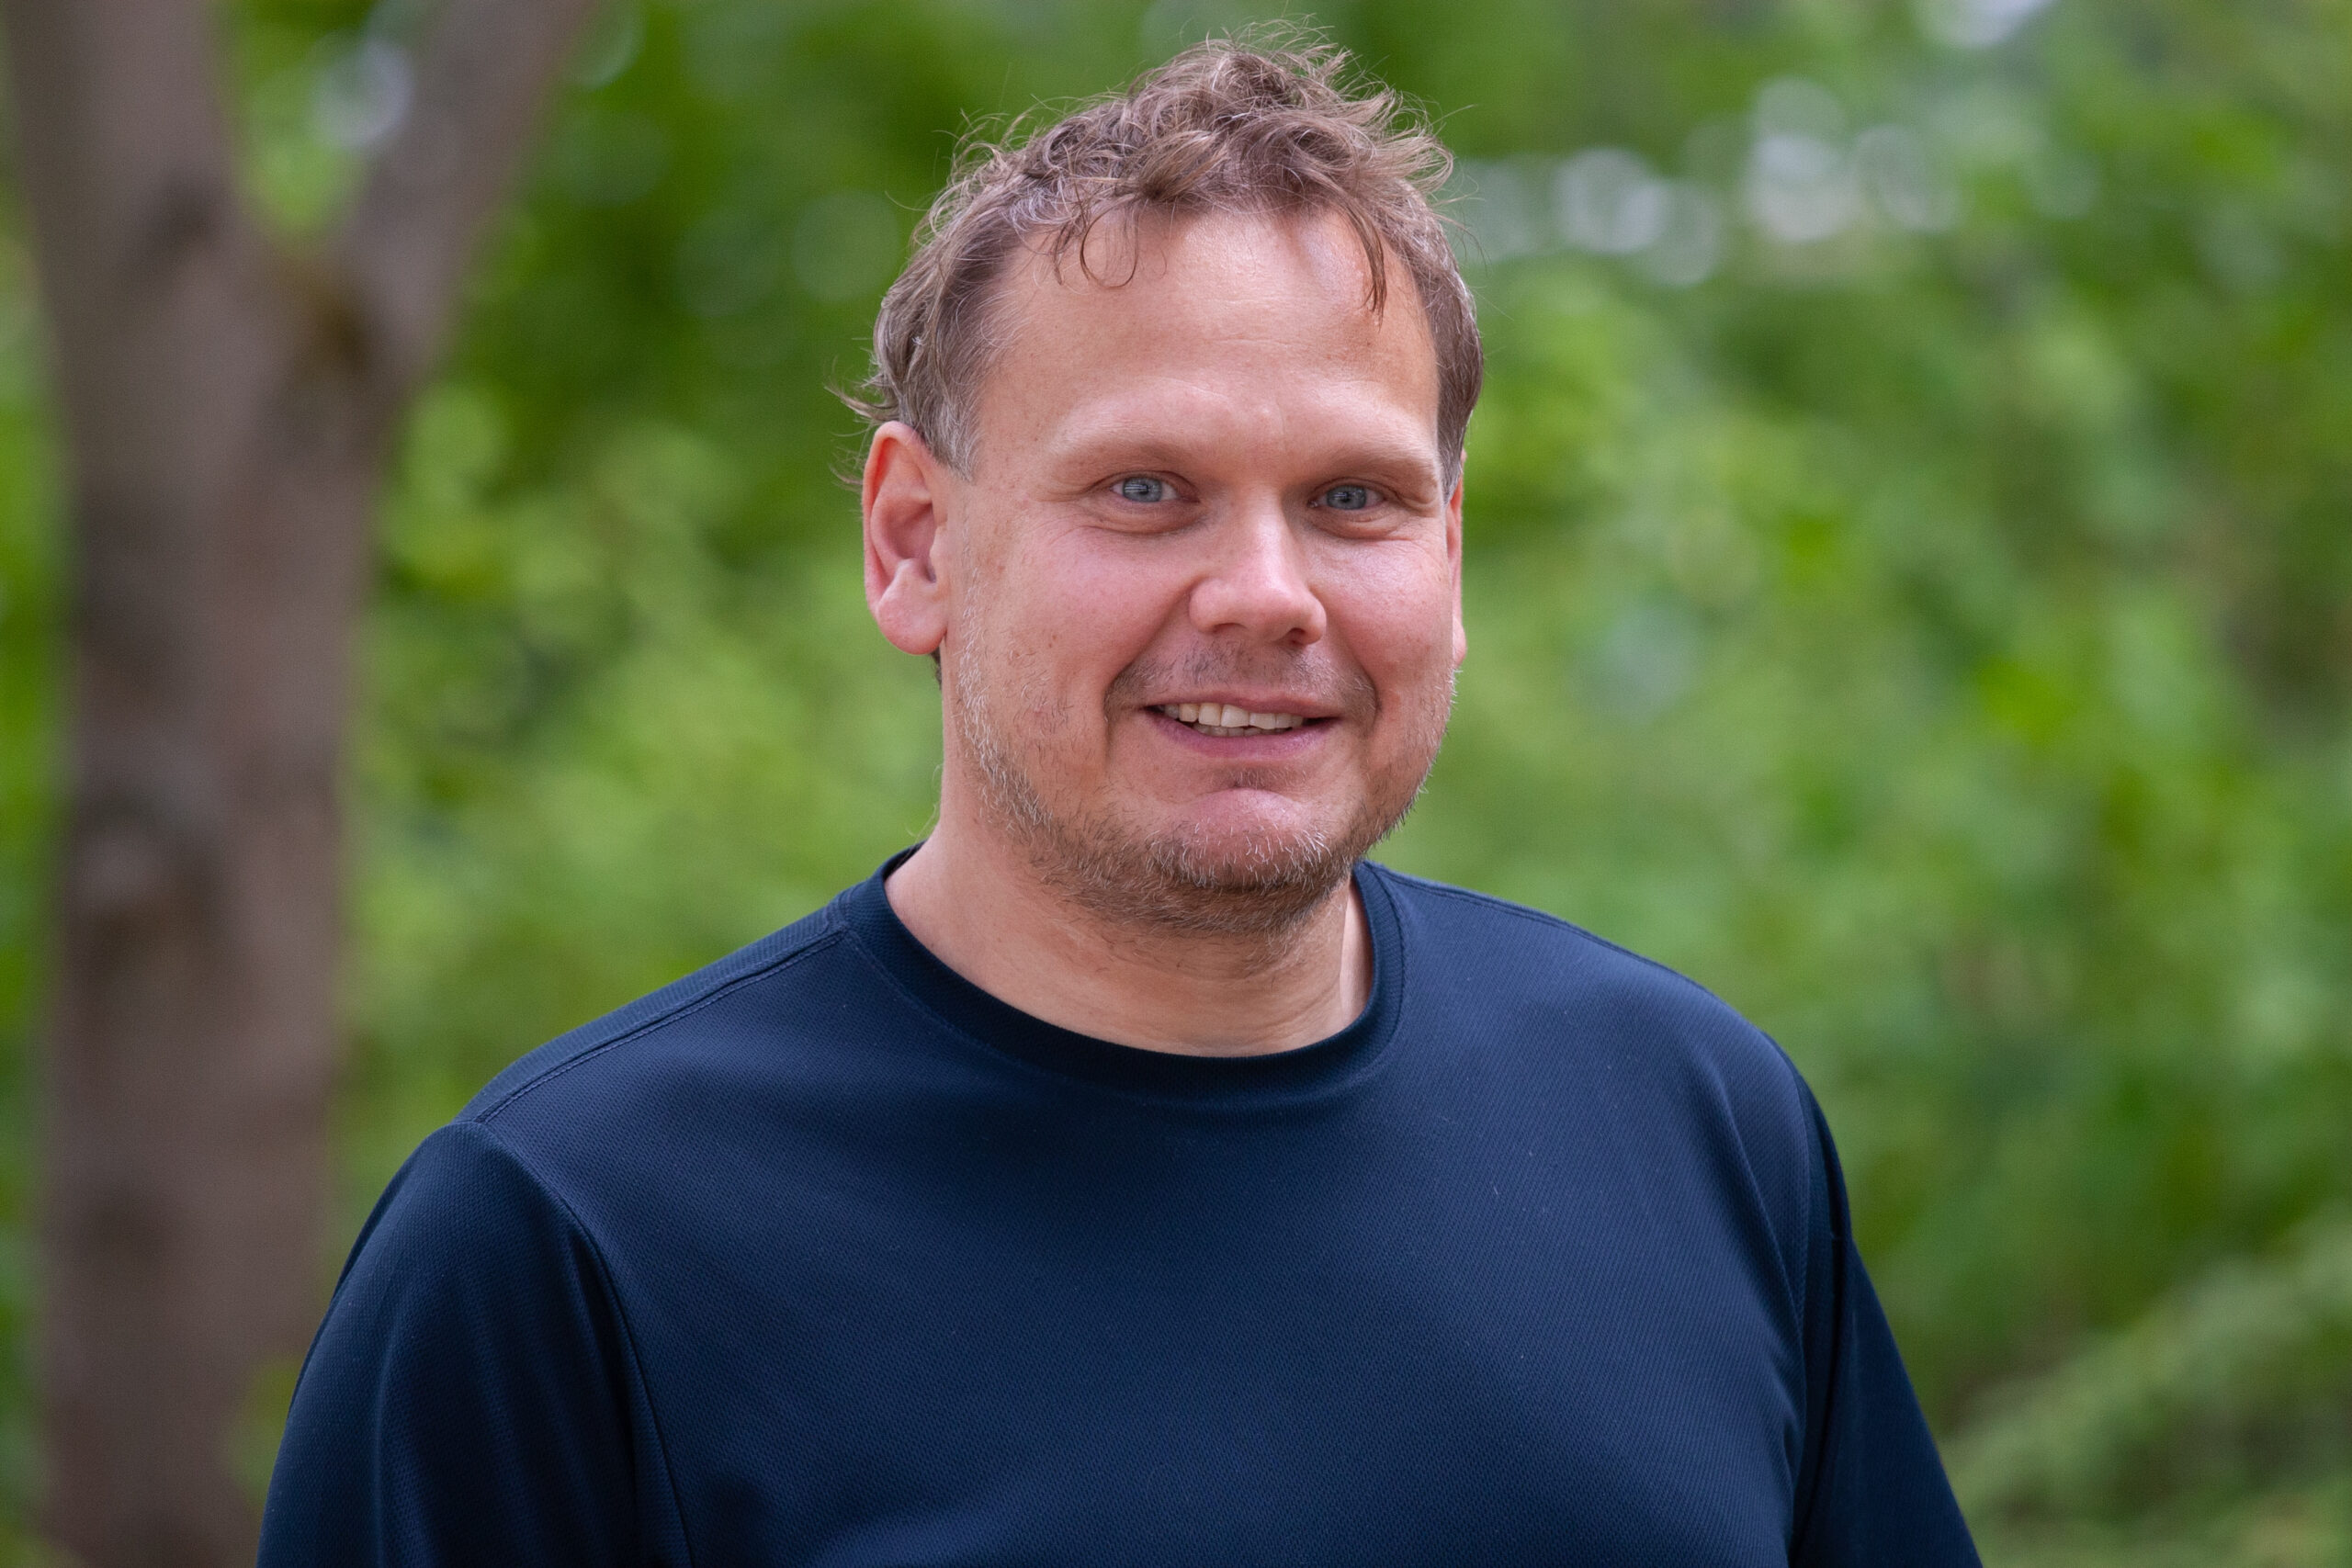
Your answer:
[850,29,1482,482]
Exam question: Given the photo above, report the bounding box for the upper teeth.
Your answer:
[1162,703,1306,733]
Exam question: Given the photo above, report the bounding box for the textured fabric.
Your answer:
[262,859,1980,1567]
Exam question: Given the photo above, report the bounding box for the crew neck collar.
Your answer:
[836,849,1406,1107]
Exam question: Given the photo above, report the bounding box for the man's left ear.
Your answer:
[1447,474,1468,668]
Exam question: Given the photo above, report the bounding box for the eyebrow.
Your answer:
[1044,421,1445,498]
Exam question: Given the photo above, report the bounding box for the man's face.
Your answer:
[915,209,1464,931]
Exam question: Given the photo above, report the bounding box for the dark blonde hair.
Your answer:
[852,31,1482,481]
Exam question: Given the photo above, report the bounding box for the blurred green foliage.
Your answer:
[2,0,2350,1559]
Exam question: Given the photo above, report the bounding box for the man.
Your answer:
[263,38,1979,1567]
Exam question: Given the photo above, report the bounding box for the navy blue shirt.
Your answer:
[262,860,1978,1566]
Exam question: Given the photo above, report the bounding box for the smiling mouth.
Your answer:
[1157,702,1316,738]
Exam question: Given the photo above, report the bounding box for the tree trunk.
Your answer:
[47,295,385,1567]
[0,2,594,1560]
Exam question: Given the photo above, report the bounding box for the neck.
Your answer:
[883,807,1371,1057]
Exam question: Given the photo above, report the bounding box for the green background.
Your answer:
[5,0,2352,1560]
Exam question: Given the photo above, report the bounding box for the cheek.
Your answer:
[1326,543,1460,698]
[969,526,1184,725]
[1010,532,1182,671]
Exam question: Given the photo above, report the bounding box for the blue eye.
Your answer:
[1321,483,1374,512]
[1115,476,1171,503]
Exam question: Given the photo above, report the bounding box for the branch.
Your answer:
[336,0,600,403]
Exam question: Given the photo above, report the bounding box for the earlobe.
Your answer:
[864,422,953,658]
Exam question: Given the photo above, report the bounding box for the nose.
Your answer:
[1187,498,1327,648]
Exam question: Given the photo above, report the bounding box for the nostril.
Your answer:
[1188,575,1328,642]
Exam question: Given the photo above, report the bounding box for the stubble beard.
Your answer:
[946,635,1452,939]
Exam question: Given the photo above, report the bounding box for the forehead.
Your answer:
[969,209,1442,474]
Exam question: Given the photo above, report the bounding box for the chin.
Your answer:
[988,787,1360,939]
[1157,791,1343,864]
[1080,796,1356,931]
[962,685,1423,935]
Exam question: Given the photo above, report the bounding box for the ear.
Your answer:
[1445,473,1468,669]
[863,421,954,659]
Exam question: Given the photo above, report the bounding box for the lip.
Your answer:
[1144,706,1335,756]
[1143,694,1345,721]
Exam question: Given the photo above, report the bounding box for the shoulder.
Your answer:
[332,1119,601,1320]
[1364,863,1819,1150]
[417,897,908,1218]
[1368,861,1761,1033]
[373,896,910,1274]
[456,900,856,1127]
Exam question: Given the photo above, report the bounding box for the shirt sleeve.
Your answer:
[258,1120,679,1567]
[1790,1090,1984,1568]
